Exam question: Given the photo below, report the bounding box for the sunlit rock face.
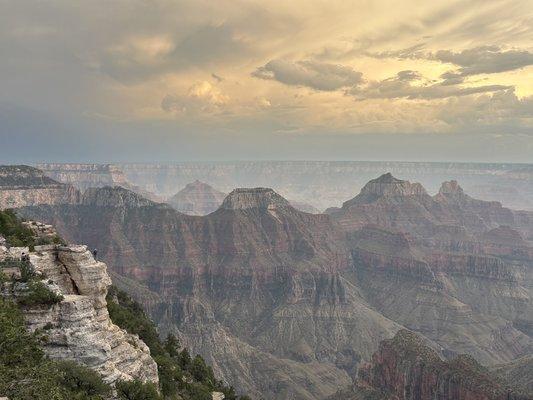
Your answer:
[1,243,159,385]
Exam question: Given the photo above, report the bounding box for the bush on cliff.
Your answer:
[18,280,64,306]
[116,379,163,400]
[0,209,36,249]
[107,285,247,400]
[0,298,111,400]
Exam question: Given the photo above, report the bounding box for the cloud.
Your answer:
[434,46,533,78]
[437,89,533,133]
[368,44,533,80]
[350,71,511,100]
[252,59,363,91]
[161,81,229,115]
[101,24,251,83]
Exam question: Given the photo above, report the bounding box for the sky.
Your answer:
[0,0,532,163]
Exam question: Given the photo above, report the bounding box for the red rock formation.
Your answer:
[355,330,531,400]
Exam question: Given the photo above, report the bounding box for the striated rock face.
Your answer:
[220,187,292,210]
[331,175,533,365]
[36,163,163,202]
[0,165,80,209]
[167,180,227,215]
[167,181,320,216]
[82,186,161,208]
[1,243,159,385]
[36,163,131,191]
[353,330,531,400]
[343,173,428,207]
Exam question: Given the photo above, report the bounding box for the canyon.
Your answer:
[2,164,532,399]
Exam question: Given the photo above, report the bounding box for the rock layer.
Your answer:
[0,165,80,209]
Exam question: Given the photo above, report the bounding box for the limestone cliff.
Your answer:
[0,165,80,209]
[0,243,159,385]
[36,163,163,202]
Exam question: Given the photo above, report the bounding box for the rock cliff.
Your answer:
[350,330,531,400]
[36,163,162,202]
[0,165,80,209]
[0,243,159,385]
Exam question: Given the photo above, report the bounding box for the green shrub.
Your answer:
[56,360,111,398]
[0,209,35,248]
[18,281,64,306]
[116,379,162,400]
[19,259,36,282]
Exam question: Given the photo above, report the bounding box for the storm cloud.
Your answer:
[252,59,363,91]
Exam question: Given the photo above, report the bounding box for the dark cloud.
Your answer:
[368,44,533,80]
[350,71,511,100]
[100,24,252,83]
[252,59,363,91]
[434,46,533,76]
[396,70,422,81]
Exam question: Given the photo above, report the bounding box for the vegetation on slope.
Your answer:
[0,209,63,249]
[0,209,36,248]
[107,285,252,400]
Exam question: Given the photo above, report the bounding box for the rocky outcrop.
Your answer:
[0,165,80,209]
[167,182,319,216]
[343,173,428,207]
[167,180,227,215]
[353,330,531,400]
[327,173,441,236]
[220,187,292,210]
[0,243,159,385]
